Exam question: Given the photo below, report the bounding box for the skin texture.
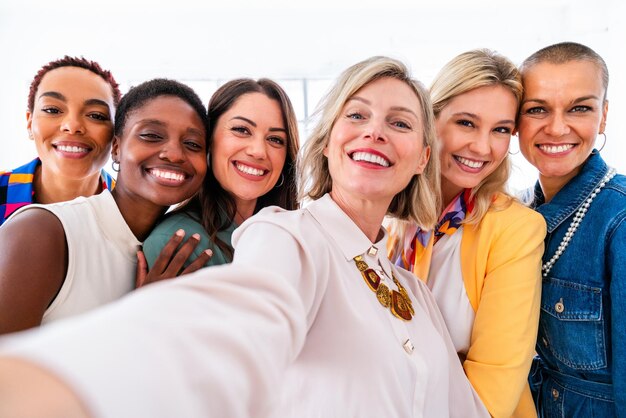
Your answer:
[27,66,116,204]
[324,77,429,242]
[210,93,288,223]
[518,60,608,202]
[0,95,208,333]
[436,85,517,206]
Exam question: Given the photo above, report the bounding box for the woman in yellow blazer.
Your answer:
[389,49,546,418]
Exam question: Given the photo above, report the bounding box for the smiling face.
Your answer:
[210,92,288,216]
[518,60,608,193]
[112,95,207,207]
[435,84,517,204]
[324,77,429,208]
[27,66,115,181]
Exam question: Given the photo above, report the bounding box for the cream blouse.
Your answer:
[1,194,488,418]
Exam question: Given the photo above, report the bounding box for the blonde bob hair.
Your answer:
[298,56,439,229]
[430,49,522,225]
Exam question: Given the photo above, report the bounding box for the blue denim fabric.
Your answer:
[529,152,626,417]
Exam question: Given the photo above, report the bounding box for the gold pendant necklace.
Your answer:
[353,255,414,321]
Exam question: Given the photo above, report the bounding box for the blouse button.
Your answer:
[403,339,414,354]
[552,388,559,400]
[555,298,565,313]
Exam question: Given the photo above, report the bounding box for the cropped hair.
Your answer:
[114,78,208,137]
[180,78,300,261]
[521,41,609,101]
[298,56,439,229]
[28,55,121,112]
[430,49,522,225]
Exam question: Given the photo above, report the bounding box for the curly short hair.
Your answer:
[114,78,208,138]
[27,55,120,112]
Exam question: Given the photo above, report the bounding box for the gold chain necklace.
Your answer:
[353,255,414,321]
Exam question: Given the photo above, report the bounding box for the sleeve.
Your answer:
[464,209,546,418]
[608,212,626,417]
[0,216,326,418]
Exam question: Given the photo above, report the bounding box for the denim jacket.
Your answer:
[529,152,626,417]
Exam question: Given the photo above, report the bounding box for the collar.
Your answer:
[532,151,609,233]
[306,194,389,264]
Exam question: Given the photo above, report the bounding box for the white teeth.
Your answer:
[150,169,185,182]
[57,145,88,153]
[456,156,485,169]
[351,151,390,167]
[539,144,574,154]
[236,162,265,176]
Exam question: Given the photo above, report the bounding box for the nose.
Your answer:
[364,117,387,143]
[60,112,85,135]
[544,113,571,137]
[246,135,268,160]
[159,140,185,163]
[468,130,491,156]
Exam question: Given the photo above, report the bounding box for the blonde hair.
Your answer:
[298,56,440,228]
[431,49,522,224]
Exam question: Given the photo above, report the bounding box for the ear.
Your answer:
[323,145,329,158]
[414,145,431,175]
[26,111,33,140]
[111,136,121,162]
[599,100,609,133]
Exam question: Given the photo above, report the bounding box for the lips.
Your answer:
[349,150,391,167]
[454,155,486,169]
[537,144,575,154]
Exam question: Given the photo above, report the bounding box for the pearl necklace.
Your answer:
[542,168,617,277]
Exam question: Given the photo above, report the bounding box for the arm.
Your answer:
[463,208,546,418]
[0,216,323,418]
[608,212,626,417]
[0,209,68,334]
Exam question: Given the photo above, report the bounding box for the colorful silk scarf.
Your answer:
[394,188,474,278]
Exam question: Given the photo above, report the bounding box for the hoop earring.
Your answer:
[508,138,520,155]
[596,132,607,153]
[274,173,285,188]
[111,160,120,173]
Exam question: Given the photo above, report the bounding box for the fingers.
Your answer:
[162,233,204,276]
[181,249,213,275]
[135,250,148,288]
[150,229,186,274]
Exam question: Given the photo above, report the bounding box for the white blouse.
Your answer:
[427,228,475,357]
[1,194,488,418]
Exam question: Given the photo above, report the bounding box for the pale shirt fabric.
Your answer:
[0,194,488,418]
[9,190,140,324]
[427,227,475,356]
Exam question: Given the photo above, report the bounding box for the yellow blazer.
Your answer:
[392,194,546,418]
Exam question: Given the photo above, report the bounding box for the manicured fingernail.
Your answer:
[192,233,201,240]
[175,229,185,237]
[205,249,213,256]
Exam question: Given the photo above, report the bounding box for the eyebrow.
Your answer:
[139,119,204,136]
[348,96,419,119]
[451,111,515,125]
[39,91,111,109]
[231,116,287,133]
[522,95,601,107]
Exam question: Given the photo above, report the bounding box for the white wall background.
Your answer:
[1,0,623,192]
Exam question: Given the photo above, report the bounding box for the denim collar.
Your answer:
[532,151,609,233]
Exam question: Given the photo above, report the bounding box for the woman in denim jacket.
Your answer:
[519,41,626,417]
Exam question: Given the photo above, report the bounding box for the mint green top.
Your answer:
[143,211,237,269]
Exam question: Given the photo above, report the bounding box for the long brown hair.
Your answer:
[179,78,300,261]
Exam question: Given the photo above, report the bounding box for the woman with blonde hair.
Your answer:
[389,49,546,417]
[0,56,489,418]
